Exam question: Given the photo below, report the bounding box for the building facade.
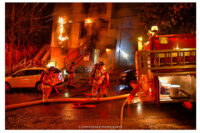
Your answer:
[50,3,113,70]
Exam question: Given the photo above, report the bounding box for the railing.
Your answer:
[12,58,27,72]
[64,47,90,69]
[34,45,50,61]
[6,45,50,75]
[63,43,91,69]
[136,48,196,76]
[11,57,48,74]
[147,48,196,70]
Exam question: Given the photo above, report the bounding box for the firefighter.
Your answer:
[90,62,105,98]
[68,62,75,86]
[100,71,109,97]
[41,67,55,102]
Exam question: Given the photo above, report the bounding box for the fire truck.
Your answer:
[134,34,196,104]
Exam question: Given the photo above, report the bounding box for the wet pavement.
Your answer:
[122,102,196,129]
[5,84,196,129]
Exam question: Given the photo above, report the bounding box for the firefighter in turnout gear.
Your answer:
[89,63,99,88]
[100,71,109,97]
[90,62,108,98]
[41,67,55,102]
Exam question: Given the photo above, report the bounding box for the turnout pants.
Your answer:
[42,84,52,100]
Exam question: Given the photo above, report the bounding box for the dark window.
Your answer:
[24,70,45,76]
[35,70,45,75]
[82,3,90,14]
[80,21,87,38]
[67,23,71,38]
[99,19,109,28]
[13,70,26,77]
[97,3,106,14]
[25,70,36,76]
[53,68,61,73]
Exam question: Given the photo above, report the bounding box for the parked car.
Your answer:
[119,69,137,88]
[5,67,64,92]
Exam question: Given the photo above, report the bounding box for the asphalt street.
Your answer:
[5,84,196,129]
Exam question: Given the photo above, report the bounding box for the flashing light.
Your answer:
[47,61,56,67]
[175,46,179,50]
[106,48,111,53]
[183,102,192,110]
[68,20,73,23]
[63,70,68,76]
[85,18,92,24]
[151,25,158,31]
[138,37,143,50]
[138,37,143,41]
[64,92,69,98]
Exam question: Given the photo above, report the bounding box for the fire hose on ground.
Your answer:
[15,86,91,103]
[6,85,134,129]
[6,81,133,129]
[28,82,119,102]
[6,94,129,111]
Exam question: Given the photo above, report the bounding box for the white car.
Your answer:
[5,67,64,92]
